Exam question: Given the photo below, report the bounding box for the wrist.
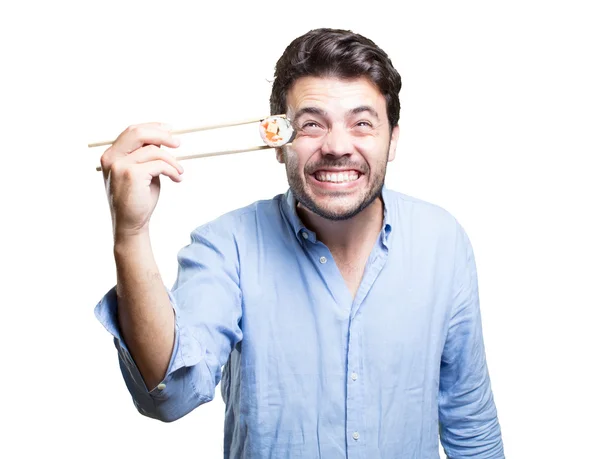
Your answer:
[113,231,151,255]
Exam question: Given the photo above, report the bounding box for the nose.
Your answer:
[320,124,353,157]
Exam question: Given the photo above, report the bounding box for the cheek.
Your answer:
[355,135,381,150]
[292,135,323,153]
[359,145,390,175]
[285,144,312,170]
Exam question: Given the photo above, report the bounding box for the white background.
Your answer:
[1,0,598,457]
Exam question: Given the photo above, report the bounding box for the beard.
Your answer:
[283,148,389,221]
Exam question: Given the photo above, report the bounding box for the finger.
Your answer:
[123,144,184,174]
[101,123,180,173]
[139,159,183,183]
[113,123,180,154]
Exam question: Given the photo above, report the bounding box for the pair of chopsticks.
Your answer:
[89,115,287,171]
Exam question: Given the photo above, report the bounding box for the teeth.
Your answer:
[315,172,359,183]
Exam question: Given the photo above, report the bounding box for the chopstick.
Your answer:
[94,144,283,171]
[87,114,287,148]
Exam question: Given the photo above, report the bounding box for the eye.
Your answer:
[299,121,326,136]
[302,121,322,129]
[355,121,373,128]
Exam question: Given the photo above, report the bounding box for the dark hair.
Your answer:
[270,28,402,130]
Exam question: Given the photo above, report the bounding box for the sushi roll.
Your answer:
[259,116,295,147]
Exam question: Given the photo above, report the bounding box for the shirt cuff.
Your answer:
[94,285,190,394]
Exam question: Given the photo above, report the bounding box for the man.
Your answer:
[95,28,504,458]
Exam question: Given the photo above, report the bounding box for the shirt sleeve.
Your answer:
[438,223,504,458]
[94,223,243,422]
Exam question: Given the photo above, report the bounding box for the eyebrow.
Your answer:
[349,105,380,121]
[293,107,327,120]
[292,105,380,121]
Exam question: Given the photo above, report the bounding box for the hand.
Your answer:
[99,122,183,241]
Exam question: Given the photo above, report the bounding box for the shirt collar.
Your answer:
[282,189,317,243]
[281,184,393,245]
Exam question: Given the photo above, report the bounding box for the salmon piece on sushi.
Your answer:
[259,116,295,147]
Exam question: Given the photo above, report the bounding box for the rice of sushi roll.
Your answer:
[259,116,295,147]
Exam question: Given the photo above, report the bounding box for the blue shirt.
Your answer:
[95,186,504,458]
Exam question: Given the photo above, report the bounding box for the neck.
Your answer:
[296,196,384,257]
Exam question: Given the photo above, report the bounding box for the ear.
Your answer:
[387,125,400,162]
[275,147,285,163]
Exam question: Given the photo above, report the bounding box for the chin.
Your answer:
[299,193,373,221]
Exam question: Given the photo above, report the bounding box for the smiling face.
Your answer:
[278,76,400,221]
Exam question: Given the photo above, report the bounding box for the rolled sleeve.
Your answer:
[94,223,243,422]
[438,223,504,458]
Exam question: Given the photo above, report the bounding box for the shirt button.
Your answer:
[351,372,358,381]
[352,431,360,440]
[156,383,166,391]
[302,231,308,239]
[319,256,327,264]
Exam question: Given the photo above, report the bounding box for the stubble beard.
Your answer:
[284,148,389,221]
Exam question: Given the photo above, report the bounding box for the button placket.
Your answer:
[346,315,365,453]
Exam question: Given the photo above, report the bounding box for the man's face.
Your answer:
[278,76,399,221]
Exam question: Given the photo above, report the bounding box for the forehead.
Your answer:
[287,76,386,115]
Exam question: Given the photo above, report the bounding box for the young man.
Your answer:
[96,28,504,458]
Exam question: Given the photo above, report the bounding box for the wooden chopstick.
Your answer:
[94,144,288,171]
[88,114,287,148]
